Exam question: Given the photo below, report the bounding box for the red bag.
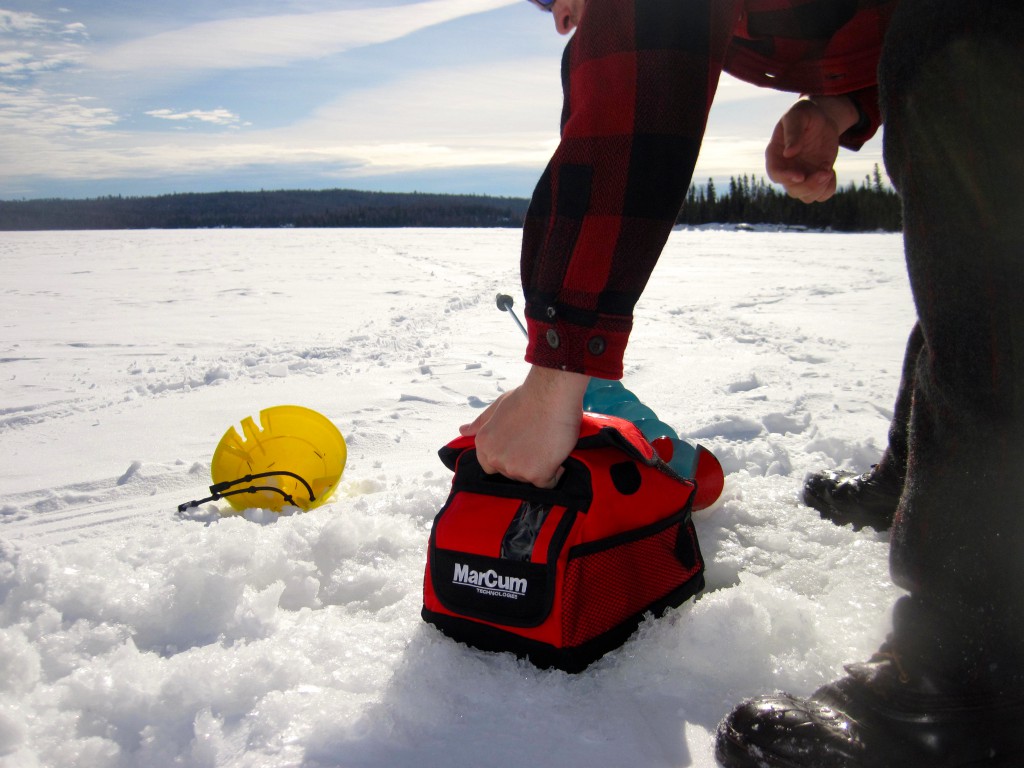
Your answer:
[421,413,705,673]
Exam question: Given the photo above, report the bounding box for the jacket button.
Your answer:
[588,336,606,355]
[546,329,560,349]
[546,306,557,319]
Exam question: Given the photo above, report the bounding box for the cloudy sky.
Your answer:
[1,0,884,201]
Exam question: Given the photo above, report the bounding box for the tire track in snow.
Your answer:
[1,462,207,548]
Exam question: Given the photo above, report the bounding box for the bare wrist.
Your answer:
[524,365,590,407]
[806,95,860,135]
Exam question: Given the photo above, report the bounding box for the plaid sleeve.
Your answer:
[726,0,895,150]
[521,0,744,379]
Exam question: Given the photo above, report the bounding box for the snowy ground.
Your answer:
[1,227,914,767]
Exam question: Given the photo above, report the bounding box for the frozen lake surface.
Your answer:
[1,227,913,767]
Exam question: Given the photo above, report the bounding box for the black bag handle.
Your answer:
[438,417,686,491]
[446,447,594,508]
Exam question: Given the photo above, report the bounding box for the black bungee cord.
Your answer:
[177,471,316,513]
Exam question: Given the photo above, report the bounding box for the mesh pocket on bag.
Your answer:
[561,517,702,648]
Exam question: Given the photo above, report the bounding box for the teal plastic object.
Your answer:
[584,379,696,477]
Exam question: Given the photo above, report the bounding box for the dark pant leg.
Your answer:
[875,322,923,485]
[879,0,1024,690]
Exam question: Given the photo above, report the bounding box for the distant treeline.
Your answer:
[0,170,902,232]
[679,166,902,231]
[0,188,533,231]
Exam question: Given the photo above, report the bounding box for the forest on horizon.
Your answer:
[0,169,900,232]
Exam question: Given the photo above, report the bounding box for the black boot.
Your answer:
[715,653,1024,767]
[802,467,902,531]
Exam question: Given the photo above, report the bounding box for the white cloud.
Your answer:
[0,54,559,183]
[0,4,883,197]
[0,9,50,34]
[88,0,519,74]
[297,55,561,138]
[146,108,244,127]
[0,47,83,77]
[0,8,89,80]
[0,50,883,195]
[0,8,88,38]
[0,85,118,135]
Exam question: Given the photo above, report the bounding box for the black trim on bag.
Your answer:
[566,504,693,561]
[421,570,705,674]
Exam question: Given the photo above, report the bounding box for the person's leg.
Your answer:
[802,323,921,530]
[717,1,1024,764]
[883,0,1024,691]
[874,323,918,484]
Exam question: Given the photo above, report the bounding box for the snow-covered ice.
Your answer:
[0,227,914,767]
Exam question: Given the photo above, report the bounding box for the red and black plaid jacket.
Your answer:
[522,0,899,378]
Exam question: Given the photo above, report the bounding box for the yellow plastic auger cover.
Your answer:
[210,405,347,512]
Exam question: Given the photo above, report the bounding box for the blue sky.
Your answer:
[0,1,884,200]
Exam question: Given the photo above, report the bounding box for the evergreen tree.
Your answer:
[677,169,901,232]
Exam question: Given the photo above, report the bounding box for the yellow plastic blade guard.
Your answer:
[210,405,347,512]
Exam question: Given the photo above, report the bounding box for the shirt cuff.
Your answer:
[839,86,882,150]
[523,313,630,379]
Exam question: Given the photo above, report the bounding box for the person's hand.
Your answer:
[459,366,589,488]
[765,97,857,204]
